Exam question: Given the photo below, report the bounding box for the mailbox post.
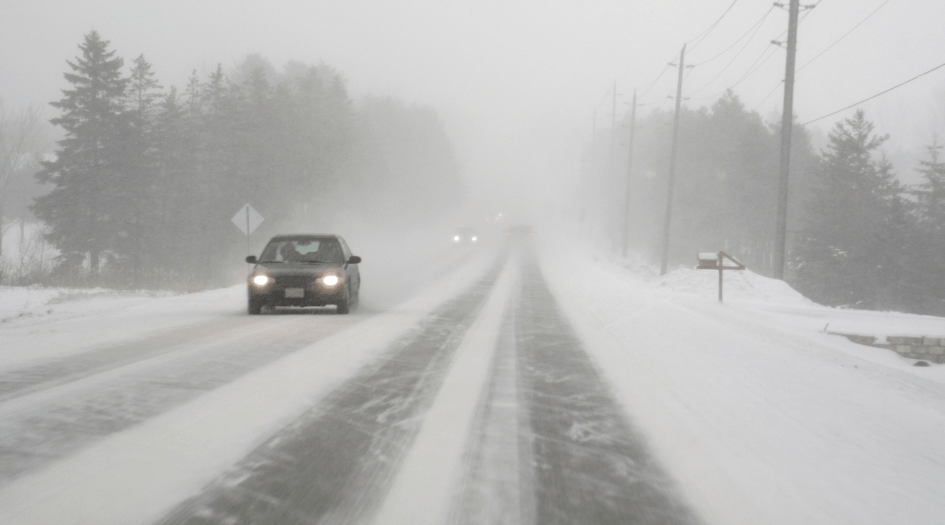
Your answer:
[697,251,745,303]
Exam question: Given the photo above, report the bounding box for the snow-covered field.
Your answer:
[0,237,944,524]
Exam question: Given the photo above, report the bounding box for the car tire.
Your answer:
[336,287,350,314]
[351,285,360,309]
[248,298,263,315]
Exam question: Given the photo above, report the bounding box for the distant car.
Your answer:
[245,234,361,314]
[505,224,535,238]
[452,227,479,244]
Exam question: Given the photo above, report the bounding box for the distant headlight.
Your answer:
[453,235,460,242]
[471,236,478,242]
[322,274,340,287]
[252,274,270,286]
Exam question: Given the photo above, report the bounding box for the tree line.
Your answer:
[588,90,945,316]
[29,31,462,289]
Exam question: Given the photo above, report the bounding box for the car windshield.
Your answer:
[260,238,343,263]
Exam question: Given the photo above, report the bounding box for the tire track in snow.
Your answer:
[447,303,536,525]
[0,313,358,487]
[0,315,327,403]
[154,256,508,525]
[513,254,703,525]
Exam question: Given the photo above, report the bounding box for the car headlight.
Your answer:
[322,274,340,287]
[471,236,478,242]
[252,274,270,286]
[453,235,460,242]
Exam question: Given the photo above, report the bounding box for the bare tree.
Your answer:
[0,100,44,259]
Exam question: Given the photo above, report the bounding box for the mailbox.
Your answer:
[697,253,719,269]
[696,251,745,303]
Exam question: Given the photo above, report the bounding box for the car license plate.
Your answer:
[285,288,304,298]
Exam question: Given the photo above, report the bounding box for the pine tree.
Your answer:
[913,138,945,229]
[33,31,128,275]
[116,55,163,284]
[792,110,914,310]
[912,138,945,313]
[192,64,240,280]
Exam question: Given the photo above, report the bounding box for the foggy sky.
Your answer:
[3,0,945,207]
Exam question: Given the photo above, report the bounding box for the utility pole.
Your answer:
[660,44,686,275]
[621,89,637,257]
[774,0,800,279]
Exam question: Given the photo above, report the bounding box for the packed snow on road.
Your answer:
[1,238,944,525]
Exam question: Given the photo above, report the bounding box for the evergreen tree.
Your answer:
[913,138,945,229]
[149,88,185,277]
[33,31,128,275]
[116,55,163,283]
[675,91,781,269]
[188,64,238,279]
[911,138,945,313]
[232,65,278,215]
[29,48,458,289]
[792,110,914,310]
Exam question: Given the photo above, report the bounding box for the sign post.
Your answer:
[696,251,745,303]
[231,204,264,259]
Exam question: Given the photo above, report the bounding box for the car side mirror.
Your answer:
[246,255,257,264]
[348,255,361,264]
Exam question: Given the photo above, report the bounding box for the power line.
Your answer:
[636,48,694,106]
[638,2,783,106]
[729,45,780,89]
[640,0,819,109]
[637,61,673,98]
[687,8,776,95]
[796,0,890,74]
[687,0,740,52]
[690,7,775,67]
[753,80,783,111]
[637,99,671,108]
[694,5,819,105]
[801,60,945,126]
[691,40,780,101]
[752,2,829,111]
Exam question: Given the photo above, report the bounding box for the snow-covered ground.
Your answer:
[540,241,945,525]
[0,285,241,371]
[1,237,944,524]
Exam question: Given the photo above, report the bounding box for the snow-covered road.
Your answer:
[1,239,944,525]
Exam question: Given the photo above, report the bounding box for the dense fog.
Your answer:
[2,1,945,315]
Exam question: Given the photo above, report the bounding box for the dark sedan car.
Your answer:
[245,234,361,314]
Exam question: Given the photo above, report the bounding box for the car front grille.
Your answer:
[273,275,314,288]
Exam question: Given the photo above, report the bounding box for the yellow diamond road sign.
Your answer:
[232,204,264,235]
